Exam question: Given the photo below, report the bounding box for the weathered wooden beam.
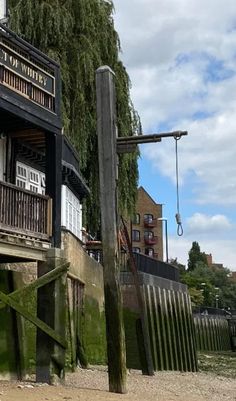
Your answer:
[117,130,188,144]
[0,262,69,311]
[46,133,62,248]
[117,143,137,154]
[0,240,47,261]
[36,248,67,384]
[121,217,154,376]
[0,290,66,348]
[96,66,127,394]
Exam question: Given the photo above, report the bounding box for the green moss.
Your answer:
[0,272,17,375]
[123,308,141,369]
[12,272,37,374]
[198,351,236,378]
[80,296,106,365]
[194,318,231,352]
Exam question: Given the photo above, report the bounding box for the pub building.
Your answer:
[0,21,89,382]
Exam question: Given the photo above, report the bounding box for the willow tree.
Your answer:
[9,0,139,234]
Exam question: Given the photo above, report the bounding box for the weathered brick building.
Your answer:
[131,186,163,260]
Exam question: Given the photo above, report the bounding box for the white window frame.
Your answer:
[16,161,45,195]
[61,185,82,241]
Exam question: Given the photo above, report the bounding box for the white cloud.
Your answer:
[143,108,236,205]
[113,0,236,206]
[113,0,236,268]
[186,213,232,234]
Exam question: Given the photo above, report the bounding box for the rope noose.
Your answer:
[174,135,183,236]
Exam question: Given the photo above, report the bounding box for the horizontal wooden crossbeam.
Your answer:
[0,262,69,310]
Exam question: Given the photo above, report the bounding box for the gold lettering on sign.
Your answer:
[0,48,7,62]
[20,62,48,87]
[9,55,19,68]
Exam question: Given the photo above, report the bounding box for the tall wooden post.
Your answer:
[96,66,127,394]
[45,132,62,248]
[36,249,67,384]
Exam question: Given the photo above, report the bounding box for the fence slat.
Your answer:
[0,181,51,239]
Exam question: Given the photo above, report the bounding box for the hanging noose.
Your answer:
[174,135,183,236]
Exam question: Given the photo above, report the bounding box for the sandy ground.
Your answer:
[0,367,236,401]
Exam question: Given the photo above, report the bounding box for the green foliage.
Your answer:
[169,258,186,274]
[187,287,204,307]
[9,0,139,233]
[181,261,236,309]
[188,241,208,271]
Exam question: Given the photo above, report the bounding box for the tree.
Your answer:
[188,241,208,271]
[9,0,139,234]
[181,261,236,309]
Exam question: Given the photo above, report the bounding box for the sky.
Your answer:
[112,0,236,271]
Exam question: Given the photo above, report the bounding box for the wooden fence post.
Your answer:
[96,66,127,394]
[36,248,67,384]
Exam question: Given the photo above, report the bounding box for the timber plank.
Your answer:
[0,290,67,348]
[0,262,69,311]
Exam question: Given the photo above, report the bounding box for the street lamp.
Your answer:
[200,282,206,305]
[214,287,219,309]
[158,218,168,263]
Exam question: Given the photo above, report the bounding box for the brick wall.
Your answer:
[131,186,163,260]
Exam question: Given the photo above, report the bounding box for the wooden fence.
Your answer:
[0,181,52,239]
[121,272,198,372]
[193,313,231,351]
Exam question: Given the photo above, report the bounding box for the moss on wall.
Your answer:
[0,271,17,377]
[12,271,37,375]
[122,283,198,372]
[194,315,231,352]
[123,308,141,369]
[80,296,106,365]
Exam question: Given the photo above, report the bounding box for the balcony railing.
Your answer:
[144,217,157,228]
[0,181,52,240]
[144,236,158,245]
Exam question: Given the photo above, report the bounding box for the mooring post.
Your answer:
[96,66,127,394]
[36,248,67,384]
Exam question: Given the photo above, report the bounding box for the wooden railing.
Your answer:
[0,181,52,240]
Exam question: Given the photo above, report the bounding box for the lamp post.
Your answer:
[200,282,206,305]
[214,287,219,309]
[158,218,168,263]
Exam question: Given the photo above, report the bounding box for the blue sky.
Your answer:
[113,0,236,270]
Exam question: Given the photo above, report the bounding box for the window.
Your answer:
[132,247,141,253]
[132,230,140,242]
[61,185,82,240]
[16,164,27,189]
[16,162,45,195]
[145,248,154,257]
[132,213,140,224]
[144,231,153,239]
[144,214,153,223]
[16,179,26,189]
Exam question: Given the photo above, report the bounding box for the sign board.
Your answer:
[0,36,56,112]
[0,41,55,95]
[0,0,7,21]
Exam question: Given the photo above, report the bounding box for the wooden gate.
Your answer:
[0,262,69,380]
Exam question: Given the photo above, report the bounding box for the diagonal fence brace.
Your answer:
[0,262,69,310]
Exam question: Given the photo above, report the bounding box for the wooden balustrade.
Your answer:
[0,181,52,240]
